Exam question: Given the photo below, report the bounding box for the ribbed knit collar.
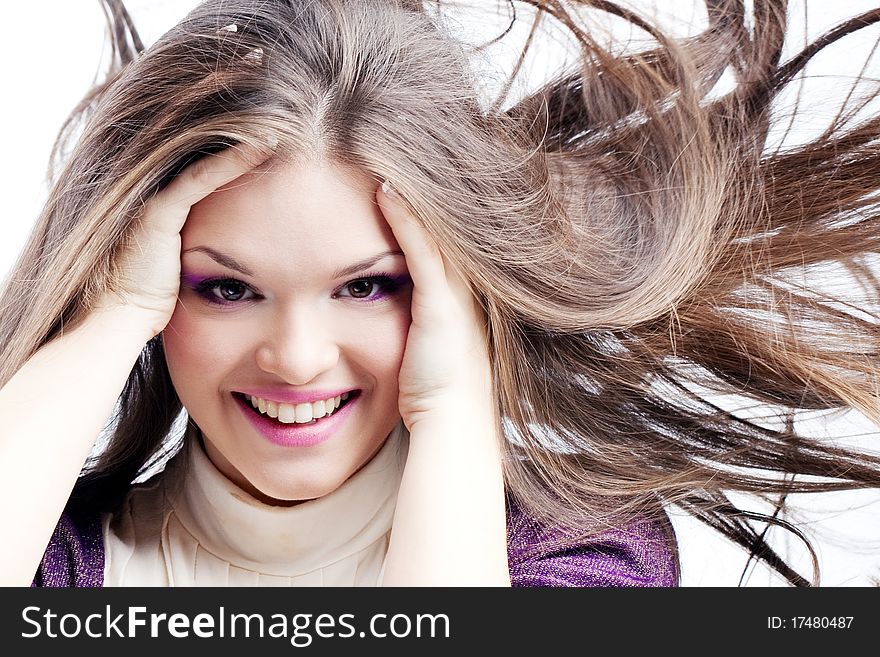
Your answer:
[163,422,408,577]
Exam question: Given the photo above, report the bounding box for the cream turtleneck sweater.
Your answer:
[103,423,408,586]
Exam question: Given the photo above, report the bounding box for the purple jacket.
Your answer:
[32,501,678,587]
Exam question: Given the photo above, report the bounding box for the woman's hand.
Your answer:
[376,181,510,586]
[0,143,273,585]
[106,143,273,338]
[376,181,493,430]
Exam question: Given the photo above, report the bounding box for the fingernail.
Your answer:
[258,132,278,150]
[381,179,400,199]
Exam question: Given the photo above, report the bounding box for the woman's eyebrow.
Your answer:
[181,246,254,276]
[181,246,403,279]
[332,250,404,279]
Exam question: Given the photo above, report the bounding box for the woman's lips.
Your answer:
[232,391,360,447]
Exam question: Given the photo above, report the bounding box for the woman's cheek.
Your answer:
[345,306,410,391]
[163,308,238,395]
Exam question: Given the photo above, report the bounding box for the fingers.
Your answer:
[376,181,479,320]
[377,181,449,293]
[146,142,274,234]
[377,181,492,386]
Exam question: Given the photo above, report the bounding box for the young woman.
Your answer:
[2,0,879,587]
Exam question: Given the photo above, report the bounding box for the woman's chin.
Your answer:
[246,475,344,507]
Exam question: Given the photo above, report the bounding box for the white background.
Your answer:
[1,1,879,585]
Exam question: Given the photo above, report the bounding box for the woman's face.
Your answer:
[163,159,411,504]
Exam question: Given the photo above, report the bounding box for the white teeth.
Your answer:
[294,403,312,423]
[244,392,352,424]
[277,404,296,423]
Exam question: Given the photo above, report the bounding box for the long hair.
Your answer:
[2,0,880,586]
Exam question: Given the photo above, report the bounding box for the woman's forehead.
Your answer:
[188,160,379,228]
[181,159,401,271]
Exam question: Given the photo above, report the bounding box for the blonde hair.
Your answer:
[3,0,880,585]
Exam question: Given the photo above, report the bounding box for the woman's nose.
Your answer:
[254,310,340,384]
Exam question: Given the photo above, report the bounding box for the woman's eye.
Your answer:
[336,275,409,302]
[213,280,250,301]
[345,280,376,299]
[192,278,256,305]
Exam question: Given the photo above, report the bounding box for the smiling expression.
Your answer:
[162,159,412,505]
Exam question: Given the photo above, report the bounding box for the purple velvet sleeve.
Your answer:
[33,501,678,587]
[32,509,104,587]
[506,501,679,587]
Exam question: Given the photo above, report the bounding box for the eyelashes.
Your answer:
[185,271,411,307]
[190,277,254,305]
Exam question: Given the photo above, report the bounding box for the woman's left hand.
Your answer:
[376,181,510,586]
[376,181,494,430]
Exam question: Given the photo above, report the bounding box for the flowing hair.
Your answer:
[2,0,880,586]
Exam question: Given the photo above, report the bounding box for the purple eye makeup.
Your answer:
[179,270,412,307]
[181,273,258,306]
[333,271,412,303]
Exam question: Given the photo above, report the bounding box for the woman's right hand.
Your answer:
[0,144,269,586]
[105,143,273,338]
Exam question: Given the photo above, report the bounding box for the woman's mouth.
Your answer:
[231,390,362,448]
[234,391,359,426]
